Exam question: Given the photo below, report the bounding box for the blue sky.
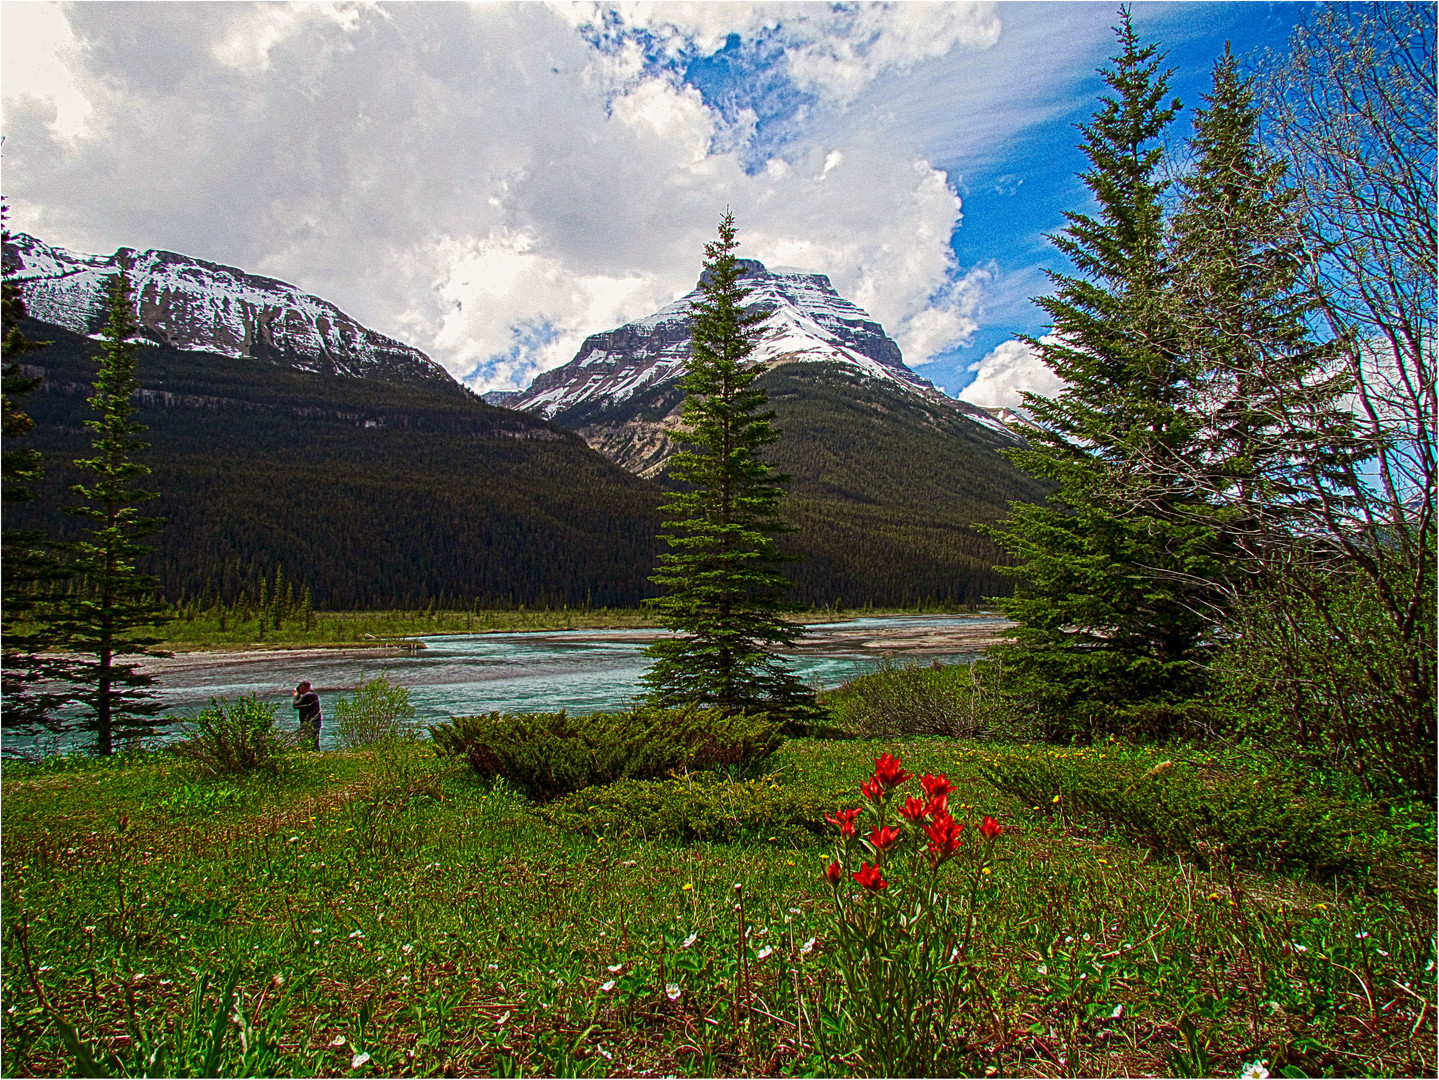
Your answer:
[2,2,1315,401]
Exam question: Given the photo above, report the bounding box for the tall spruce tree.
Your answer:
[1168,46,1357,560]
[987,10,1224,738]
[641,212,814,719]
[56,270,171,754]
[1,211,74,730]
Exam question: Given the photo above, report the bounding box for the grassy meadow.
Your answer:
[2,726,1433,1078]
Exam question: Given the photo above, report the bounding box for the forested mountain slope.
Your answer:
[10,318,1047,609]
[760,363,1050,606]
[8,318,663,608]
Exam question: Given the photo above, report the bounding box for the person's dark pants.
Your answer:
[300,721,320,751]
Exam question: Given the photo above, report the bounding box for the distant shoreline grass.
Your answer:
[146,605,998,652]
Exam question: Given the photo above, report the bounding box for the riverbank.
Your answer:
[148,607,1005,654]
[137,615,1017,678]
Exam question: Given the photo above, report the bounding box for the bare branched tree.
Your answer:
[1238,4,1437,799]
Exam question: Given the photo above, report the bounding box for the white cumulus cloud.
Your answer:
[957,335,1067,411]
[0,1,1022,394]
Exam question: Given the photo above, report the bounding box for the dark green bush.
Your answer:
[977,744,1423,884]
[428,705,783,801]
[171,695,288,776]
[542,774,831,845]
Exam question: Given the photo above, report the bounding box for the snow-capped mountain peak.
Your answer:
[507,259,1010,436]
[2,232,453,387]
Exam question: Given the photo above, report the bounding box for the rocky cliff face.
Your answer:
[502,259,1016,473]
[2,232,453,387]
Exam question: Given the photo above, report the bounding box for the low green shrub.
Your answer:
[976,743,1421,884]
[542,774,831,844]
[334,673,418,748]
[171,695,288,776]
[823,658,1038,740]
[428,705,782,801]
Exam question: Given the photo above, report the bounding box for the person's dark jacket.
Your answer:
[293,691,322,727]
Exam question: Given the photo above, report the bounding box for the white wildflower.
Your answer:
[330,1036,346,1047]
[349,930,364,939]
[600,980,616,992]
[1036,964,1048,975]
[1239,1061,1269,1080]
[666,983,681,1001]
[682,932,699,949]
[800,937,816,955]
[351,1052,370,1069]
[756,945,774,961]
[401,944,413,955]
[1111,1004,1123,1019]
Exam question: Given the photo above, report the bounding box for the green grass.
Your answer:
[151,608,661,650]
[2,739,1432,1077]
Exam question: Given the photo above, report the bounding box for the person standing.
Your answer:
[292,681,322,750]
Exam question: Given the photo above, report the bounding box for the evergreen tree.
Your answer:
[986,10,1223,738]
[641,212,814,718]
[1168,46,1357,561]
[2,206,76,730]
[55,270,171,755]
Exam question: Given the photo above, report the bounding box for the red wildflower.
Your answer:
[852,862,888,892]
[920,773,956,800]
[920,773,955,815]
[825,861,843,884]
[980,814,1003,840]
[859,776,884,803]
[899,795,930,823]
[871,752,911,791]
[867,824,903,853]
[825,807,862,838]
[924,813,965,866]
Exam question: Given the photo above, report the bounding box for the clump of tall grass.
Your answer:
[824,658,1037,740]
[334,674,418,749]
[170,695,288,776]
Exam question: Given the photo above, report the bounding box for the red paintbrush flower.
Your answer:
[920,773,955,815]
[899,795,930,823]
[825,861,843,884]
[859,776,884,803]
[825,807,862,838]
[924,813,965,866]
[980,814,1003,840]
[871,753,911,791]
[920,773,955,799]
[852,862,888,892]
[867,824,903,853]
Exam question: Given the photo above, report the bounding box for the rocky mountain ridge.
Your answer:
[500,258,1017,476]
[2,232,452,387]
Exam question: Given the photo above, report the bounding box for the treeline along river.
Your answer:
[4,615,1008,755]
